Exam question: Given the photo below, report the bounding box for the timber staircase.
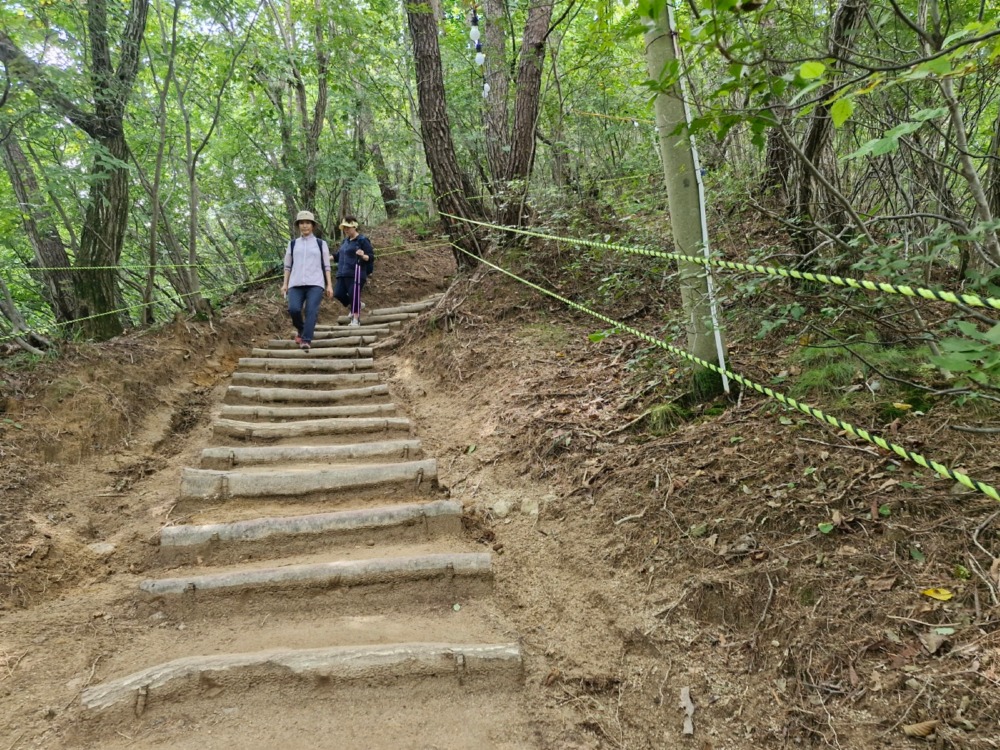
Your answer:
[76,294,535,748]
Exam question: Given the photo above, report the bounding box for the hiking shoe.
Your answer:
[348,318,361,327]
[299,342,311,351]
[294,335,303,345]
[360,302,366,309]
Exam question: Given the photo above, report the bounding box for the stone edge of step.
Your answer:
[139,551,492,595]
[160,498,462,547]
[81,641,521,711]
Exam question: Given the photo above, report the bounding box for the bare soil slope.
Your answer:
[2,226,1000,749]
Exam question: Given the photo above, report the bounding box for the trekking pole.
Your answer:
[353,261,362,320]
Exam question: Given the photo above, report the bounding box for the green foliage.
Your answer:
[646,401,691,434]
[789,331,931,401]
[930,320,1000,389]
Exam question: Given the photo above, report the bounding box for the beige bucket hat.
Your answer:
[295,210,315,224]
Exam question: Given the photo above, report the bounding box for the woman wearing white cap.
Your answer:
[280,210,333,350]
[334,216,374,326]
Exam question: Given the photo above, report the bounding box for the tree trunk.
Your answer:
[791,0,867,262]
[0,275,49,354]
[495,0,554,228]
[986,108,1000,244]
[0,0,150,340]
[507,1,552,183]
[645,3,726,401]
[358,101,399,219]
[405,0,482,267]
[74,132,132,338]
[482,0,511,187]
[0,133,78,323]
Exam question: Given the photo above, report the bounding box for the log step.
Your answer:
[366,298,442,317]
[81,642,520,712]
[315,322,399,332]
[160,499,461,548]
[231,372,381,388]
[180,459,436,499]
[267,336,377,348]
[310,327,391,339]
[213,416,410,439]
[199,439,422,469]
[236,358,374,373]
[138,551,492,596]
[225,384,389,405]
[218,403,395,421]
[249,347,374,359]
[334,312,417,326]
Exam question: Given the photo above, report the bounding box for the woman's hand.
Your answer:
[325,284,334,299]
[280,283,288,297]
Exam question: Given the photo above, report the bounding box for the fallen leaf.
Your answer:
[868,576,897,591]
[892,402,913,411]
[921,588,954,601]
[902,719,940,738]
[918,631,948,655]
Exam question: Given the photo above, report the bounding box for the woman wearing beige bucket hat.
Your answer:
[280,210,333,350]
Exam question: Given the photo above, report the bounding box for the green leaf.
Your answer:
[779,416,794,425]
[983,323,1000,345]
[955,320,981,338]
[919,56,952,75]
[930,354,978,372]
[831,97,854,128]
[878,503,892,517]
[817,522,835,534]
[884,120,925,139]
[912,107,948,122]
[466,444,477,454]
[799,61,826,80]
[910,546,927,562]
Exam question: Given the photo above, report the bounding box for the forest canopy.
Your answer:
[0,0,997,403]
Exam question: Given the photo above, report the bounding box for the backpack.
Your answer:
[358,234,375,276]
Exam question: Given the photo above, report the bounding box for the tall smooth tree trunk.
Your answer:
[144,0,182,324]
[0,133,78,323]
[507,1,552,183]
[482,0,555,228]
[258,0,331,221]
[645,3,726,400]
[482,0,511,188]
[405,0,482,267]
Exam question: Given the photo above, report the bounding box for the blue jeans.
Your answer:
[287,285,324,343]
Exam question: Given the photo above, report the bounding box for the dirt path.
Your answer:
[2,294,550,749]
[7,243,994,749]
